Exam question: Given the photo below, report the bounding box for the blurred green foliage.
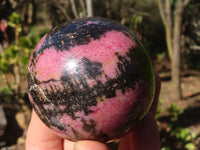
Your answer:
[8,12,21,27]
[158,102,196,150]
[0,12,46,95]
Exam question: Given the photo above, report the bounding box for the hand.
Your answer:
[25,72,161,150]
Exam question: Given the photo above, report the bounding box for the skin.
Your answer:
[26,72,161,150]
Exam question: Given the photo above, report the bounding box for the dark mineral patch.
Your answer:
[32,17,130,59]
[81,118,96,133]
[82,57,103,79]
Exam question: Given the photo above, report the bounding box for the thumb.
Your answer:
[74,140,111,150]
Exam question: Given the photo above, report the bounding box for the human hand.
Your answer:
[25,72,161,150]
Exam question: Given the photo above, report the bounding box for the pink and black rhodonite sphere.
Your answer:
[27,17,155,142]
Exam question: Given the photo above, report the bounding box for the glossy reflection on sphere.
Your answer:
[27,17,155,142]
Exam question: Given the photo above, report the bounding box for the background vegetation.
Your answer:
[0,0,200,149]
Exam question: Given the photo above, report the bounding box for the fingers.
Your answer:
[73,140,111,150]
[25,110,65,150]
[64,140,75,150]
[26,111,110,150]
[118,72,161,150]
[119,113,160,150]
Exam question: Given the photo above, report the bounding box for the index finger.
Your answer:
[25,110,65,150]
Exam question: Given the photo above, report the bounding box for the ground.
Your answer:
[1,58,200,150]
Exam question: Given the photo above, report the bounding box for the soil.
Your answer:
[1,57,200,150]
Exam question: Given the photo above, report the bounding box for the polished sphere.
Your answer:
[27,17,155,142]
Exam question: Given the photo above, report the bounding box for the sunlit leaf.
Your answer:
[185,143,196,150]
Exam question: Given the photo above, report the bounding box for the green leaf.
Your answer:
[9,12,21,25]
[191,133,196,139]
[185,143,196,150]
[7,21,16,28]
[161,147,170,150]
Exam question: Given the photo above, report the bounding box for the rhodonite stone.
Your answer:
[27,17,155,142]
